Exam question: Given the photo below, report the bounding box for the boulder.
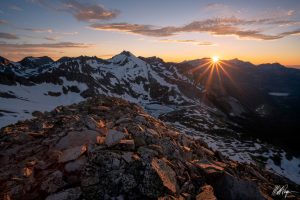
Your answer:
[116,117,132,124]
[98,105,110,111]
[121,152,133,163]
[115,139,135,150]
[120,174,137,192]
[65,156,87,172]
[135,115,148,124]
[41,171,66,193]
[45,187,82,200]
[212,173,265,200]
[138,146,159,160]
[196,185,216,200]
[32,111,43,118]
[82,116,98,130]
[132,134,147,147]
[146,128,159,137]
[96,136,105,145]
[105,129,125,146]
[139,165,165,198]
[23,167,33,177]
[82,116,106,132]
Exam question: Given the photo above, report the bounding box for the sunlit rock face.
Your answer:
[0,96,299,200]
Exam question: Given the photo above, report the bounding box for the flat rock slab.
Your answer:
[194,160,224,175]
[59,145,87,163]
[56,130,100,150]
[151,158,178,194]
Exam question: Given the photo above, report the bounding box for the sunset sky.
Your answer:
[0,0,300,67]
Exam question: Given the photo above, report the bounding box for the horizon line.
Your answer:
[1,52,300,69]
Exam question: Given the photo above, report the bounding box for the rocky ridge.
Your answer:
[0,96,299,200]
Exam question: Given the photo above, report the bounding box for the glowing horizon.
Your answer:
[2,51,300,69]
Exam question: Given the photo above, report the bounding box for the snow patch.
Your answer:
[268,92,289,97]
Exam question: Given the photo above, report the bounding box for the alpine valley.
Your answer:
[1,51,300,186]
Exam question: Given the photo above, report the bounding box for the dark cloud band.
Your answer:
[0,42,93,49]
[0,32,19,39]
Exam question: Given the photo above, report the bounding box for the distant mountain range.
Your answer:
[1,51,300,183]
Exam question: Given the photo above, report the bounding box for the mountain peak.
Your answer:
[20,56,54,67]
[56,56,73,63]
[119,50,135,57]
[139,56,165,65]
[258,62,285,68]
[0,56,11,65]
[108,50,145,65]
[256,63,288,72]
[180,58,209,67]
[21,56,53,62]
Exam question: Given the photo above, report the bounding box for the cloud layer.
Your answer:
[159,39,216,46]
[90,17,300,40]
[0,42,93,49]
[0,41,93,61]
[62,0,119,22]
[22,28,53,33]
[0,32,19,39]
[0,19,7,24]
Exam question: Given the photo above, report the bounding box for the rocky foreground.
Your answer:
[0,96,299,200]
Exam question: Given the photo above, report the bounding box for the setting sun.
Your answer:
[212,56,219,63]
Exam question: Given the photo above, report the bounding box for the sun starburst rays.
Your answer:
[212,56,219,63]
[187,56,238,95]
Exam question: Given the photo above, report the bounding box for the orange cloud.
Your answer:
[159,39,216,46]
[90,17,300,40]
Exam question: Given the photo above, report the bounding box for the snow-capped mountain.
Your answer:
[1,51,300,184]
[0,51,212,127]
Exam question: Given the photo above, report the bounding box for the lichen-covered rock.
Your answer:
[40,171,66,193]
[139,163,165,198]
